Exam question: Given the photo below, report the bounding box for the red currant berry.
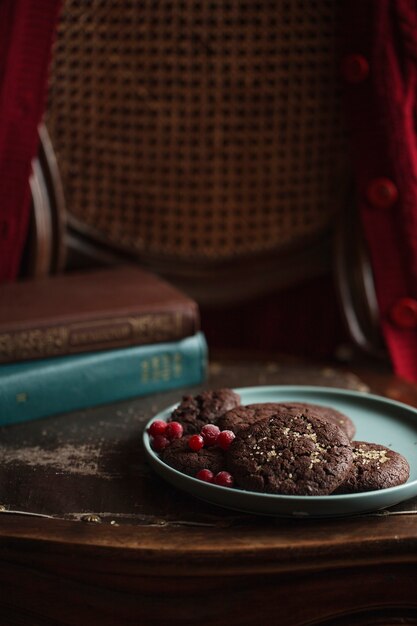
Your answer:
[148,420,167,437]
[189,434,204,452]
[217,430,236,451]
[201,424,220,447]
[196,469,214,482]
[151,435,170,452]
[213,471,234,487]
[165,421,183,440]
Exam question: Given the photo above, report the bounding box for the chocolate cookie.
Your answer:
[169,388,241,435]
[278,402,356,440]
[226,408,353,495]
[335,441,410,493]
[218,402,355,439]
[160,436,225,477]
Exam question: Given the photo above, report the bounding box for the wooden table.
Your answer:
[1,358,417,625]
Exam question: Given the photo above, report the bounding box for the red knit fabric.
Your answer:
[0,0,62,282]
[342,0,417,381]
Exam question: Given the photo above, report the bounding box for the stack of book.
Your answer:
[0,266,207,426]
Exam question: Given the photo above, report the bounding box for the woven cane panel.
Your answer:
[46,0,348,262]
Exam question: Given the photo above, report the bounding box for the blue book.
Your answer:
[0,332,207,426]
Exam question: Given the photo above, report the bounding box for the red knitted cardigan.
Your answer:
[341,0,417,381]
[0,0,61,283]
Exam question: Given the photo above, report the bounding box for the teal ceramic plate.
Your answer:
[143,386,417,517]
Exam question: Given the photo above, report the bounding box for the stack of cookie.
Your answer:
[152,389,410,495]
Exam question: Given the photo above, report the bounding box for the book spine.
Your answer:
[0,307,199,364]
[0,332,207,426]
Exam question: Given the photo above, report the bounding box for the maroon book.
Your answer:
[0,265,200,363]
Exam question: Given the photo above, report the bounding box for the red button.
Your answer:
[390,298,417,328]
[366,178,398,209]
[341,54,370,83]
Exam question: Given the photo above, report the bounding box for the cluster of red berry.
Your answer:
[148,419,183,451]
[189,424,235,452]
[195,468,234,487]
[148,420,235,487]
[190,424,235,487]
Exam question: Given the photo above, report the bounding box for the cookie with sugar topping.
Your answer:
[226,408,353,495]
[160,436,225,476]
[169,388,241,435]
[335,441,410,493]
[277,402,356,440]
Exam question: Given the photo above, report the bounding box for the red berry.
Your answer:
[213,471,234,487]
[148,420,167,437]
[165,421,183,440]
[151,435,170,452]
[196,469,214,482]
[201,424,220,446]
[217,430,236,450]
[188,434,204,452]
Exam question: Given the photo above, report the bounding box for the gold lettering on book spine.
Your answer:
[69,323,133,346]
[0,312,186,362]
[0,328,68,361]
[139,353,183,384]
[130,312,183,341]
